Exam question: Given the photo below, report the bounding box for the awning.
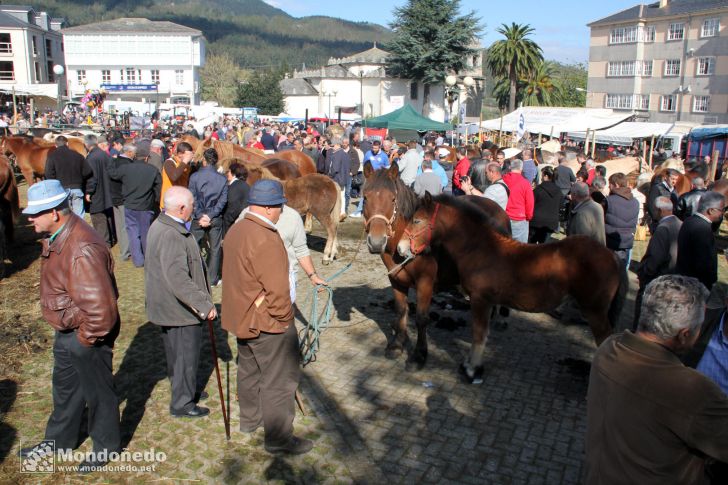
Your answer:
[689,125,728,141]
[480,107,632,135]
[568,122,675,146]
[0,83,60,99]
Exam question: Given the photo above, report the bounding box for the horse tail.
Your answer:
[331,179,342,220]
[607,252,628,331]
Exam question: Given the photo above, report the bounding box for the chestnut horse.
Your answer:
[398,193,623,383]
[362,162,511,369]
[1,136,56,185]
[0,154,19,248]
[272,150,317,176]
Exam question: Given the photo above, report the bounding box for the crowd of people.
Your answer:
[13,116,728,481]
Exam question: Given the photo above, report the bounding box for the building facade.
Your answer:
[587,0,727,124]
[62,18,205,106]
[281,44,485,123]
[0,5,64,86]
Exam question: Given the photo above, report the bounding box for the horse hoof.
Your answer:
[458,364,484,385]
[321,259,331,266]
[384,346,403,360]
[405,357,426,371]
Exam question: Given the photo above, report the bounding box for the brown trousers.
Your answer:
[236,323,300,446]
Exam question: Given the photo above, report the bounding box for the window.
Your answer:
[47,61,53,82]
[0,33,11,53]
[34,62,40,82]
[701,18,719,37]
[45,39,52,58]
[693,96,710,113]
[410,81,418,100]
[697,57,715,76]
[102,70,111,83]
[667,22,684,41]
[31,36,38,55]
[607,61,653,77]
[609,25,654,44]
[76,70,86,83]
[660,95,677,112]
[125,67,137,83]
[605,94,649,110]
[664,59,681,76]
[175,69,184,85]
[151,69,160,83]
[0,61,14,80]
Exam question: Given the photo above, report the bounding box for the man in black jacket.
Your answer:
[108,144,162,267]
[107,138,132,261]
[676,176,707,220]
[326,137,350,221]
[605,173,640,270]
[84,134,115,247]
[676,191,725,291]
[647,169,679,233]
[222,162,249,236]
[44,136,92,217]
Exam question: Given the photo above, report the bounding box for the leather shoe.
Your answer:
[78,459,109,474]
[171,405,210,418]
[265,436,313,455]
[194,391,209,402]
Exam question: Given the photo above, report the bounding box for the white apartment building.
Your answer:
[0,5,64,85]
[62,18,205,106]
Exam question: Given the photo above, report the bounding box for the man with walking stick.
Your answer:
[145,186,216,418]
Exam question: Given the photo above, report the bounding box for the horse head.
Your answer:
[362,162,400,254]
[398,192,440,259]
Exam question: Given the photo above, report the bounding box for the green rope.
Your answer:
[299,262,352,366]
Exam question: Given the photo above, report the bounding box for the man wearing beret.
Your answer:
[222,179,313,455]
[20,180,121,473]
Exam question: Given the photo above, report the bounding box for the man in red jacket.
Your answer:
[502,159,534,243]
[452,147,471,196]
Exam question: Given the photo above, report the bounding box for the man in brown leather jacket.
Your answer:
[20,180,121,473]
[222,179,312,455]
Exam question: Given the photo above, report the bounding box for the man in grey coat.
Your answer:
[145,186,217,418]
[567,182,606,245]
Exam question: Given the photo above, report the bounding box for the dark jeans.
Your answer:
[236,324,300,445]
[124,208,155,268]
[344,178,352,215]
[192,217,223,285]
[160,324,202,413]
[90,209,114,248]
[44,330,120,453]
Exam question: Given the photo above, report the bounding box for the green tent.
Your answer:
[362,104,452,131]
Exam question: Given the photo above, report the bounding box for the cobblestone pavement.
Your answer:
[1,212,639,484]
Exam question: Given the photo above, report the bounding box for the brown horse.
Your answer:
[397,193,623,383]
[271,150,317,176]
[262,159,301,180]
[362,162,511,369]
[0,154,19,247]
[1,136,56,185]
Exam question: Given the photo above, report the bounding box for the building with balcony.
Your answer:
[62,18,205,107]
[0,5,64,86]
[586,0,727,124]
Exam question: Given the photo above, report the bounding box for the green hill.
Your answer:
[28,0,392,68]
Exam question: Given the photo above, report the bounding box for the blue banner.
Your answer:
[101,84,159,92]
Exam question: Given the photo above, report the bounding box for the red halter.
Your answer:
[403,203,440,255]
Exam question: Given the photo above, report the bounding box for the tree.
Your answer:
[386,0,481,116]
[522,61,560,107]
[200,53,242,107]
[487,23,543,113]
[552,62,587,107]
[235,69,285,115]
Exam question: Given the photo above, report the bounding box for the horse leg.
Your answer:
[320,213,333,265]
[459,298,492,385]
[406,278,434,370]
[582,308,613,346]
[385,284,410,359]
[304,212,313,232]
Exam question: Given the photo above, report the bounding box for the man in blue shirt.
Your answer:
[416,151,448,190]
[521,149,538,185]
[363,141,389,170]
[188,148,228,286]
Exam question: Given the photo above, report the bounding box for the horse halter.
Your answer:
[364,186,399,238]
[403,203,441,255]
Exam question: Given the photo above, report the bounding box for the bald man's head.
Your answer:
[164,186,194,221]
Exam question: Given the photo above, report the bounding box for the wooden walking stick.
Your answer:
[207,318,230,440]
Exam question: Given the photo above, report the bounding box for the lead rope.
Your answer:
[299,225,368,366]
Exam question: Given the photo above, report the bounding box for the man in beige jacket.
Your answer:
[221,179,312,455]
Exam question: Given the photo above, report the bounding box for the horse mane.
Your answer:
[364,168,418,221]
[430,194,519,247]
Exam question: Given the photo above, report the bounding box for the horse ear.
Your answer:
[423,191,433,208]
[387,161,399,179]
[363,161,374,180]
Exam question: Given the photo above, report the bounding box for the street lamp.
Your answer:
[52,64,64,122]
[325,90,337,124]
[359,70,364,118]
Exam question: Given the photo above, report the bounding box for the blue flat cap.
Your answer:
[23,179,70,215]
[248,179,287,206]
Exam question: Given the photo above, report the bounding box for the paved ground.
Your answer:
[0,190,642,484]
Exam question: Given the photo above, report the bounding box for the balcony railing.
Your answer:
[0,43,12,54]
[0,70,15,80]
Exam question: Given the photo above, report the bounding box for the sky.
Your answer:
[264,0,642,64]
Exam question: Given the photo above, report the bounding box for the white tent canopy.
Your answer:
[568,122,676,146]
[480,107,632,136]
[0,83,59,99]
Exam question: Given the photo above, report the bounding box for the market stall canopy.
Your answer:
[568,122,675,146]
[363,104,451,131]
[689,125,728,141]
[480,107,632,135]
[0,83,59,99]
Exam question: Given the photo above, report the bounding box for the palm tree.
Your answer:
[522,61,560,106]
[487,23,543,112]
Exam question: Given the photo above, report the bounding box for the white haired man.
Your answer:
[585,275,728,484]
